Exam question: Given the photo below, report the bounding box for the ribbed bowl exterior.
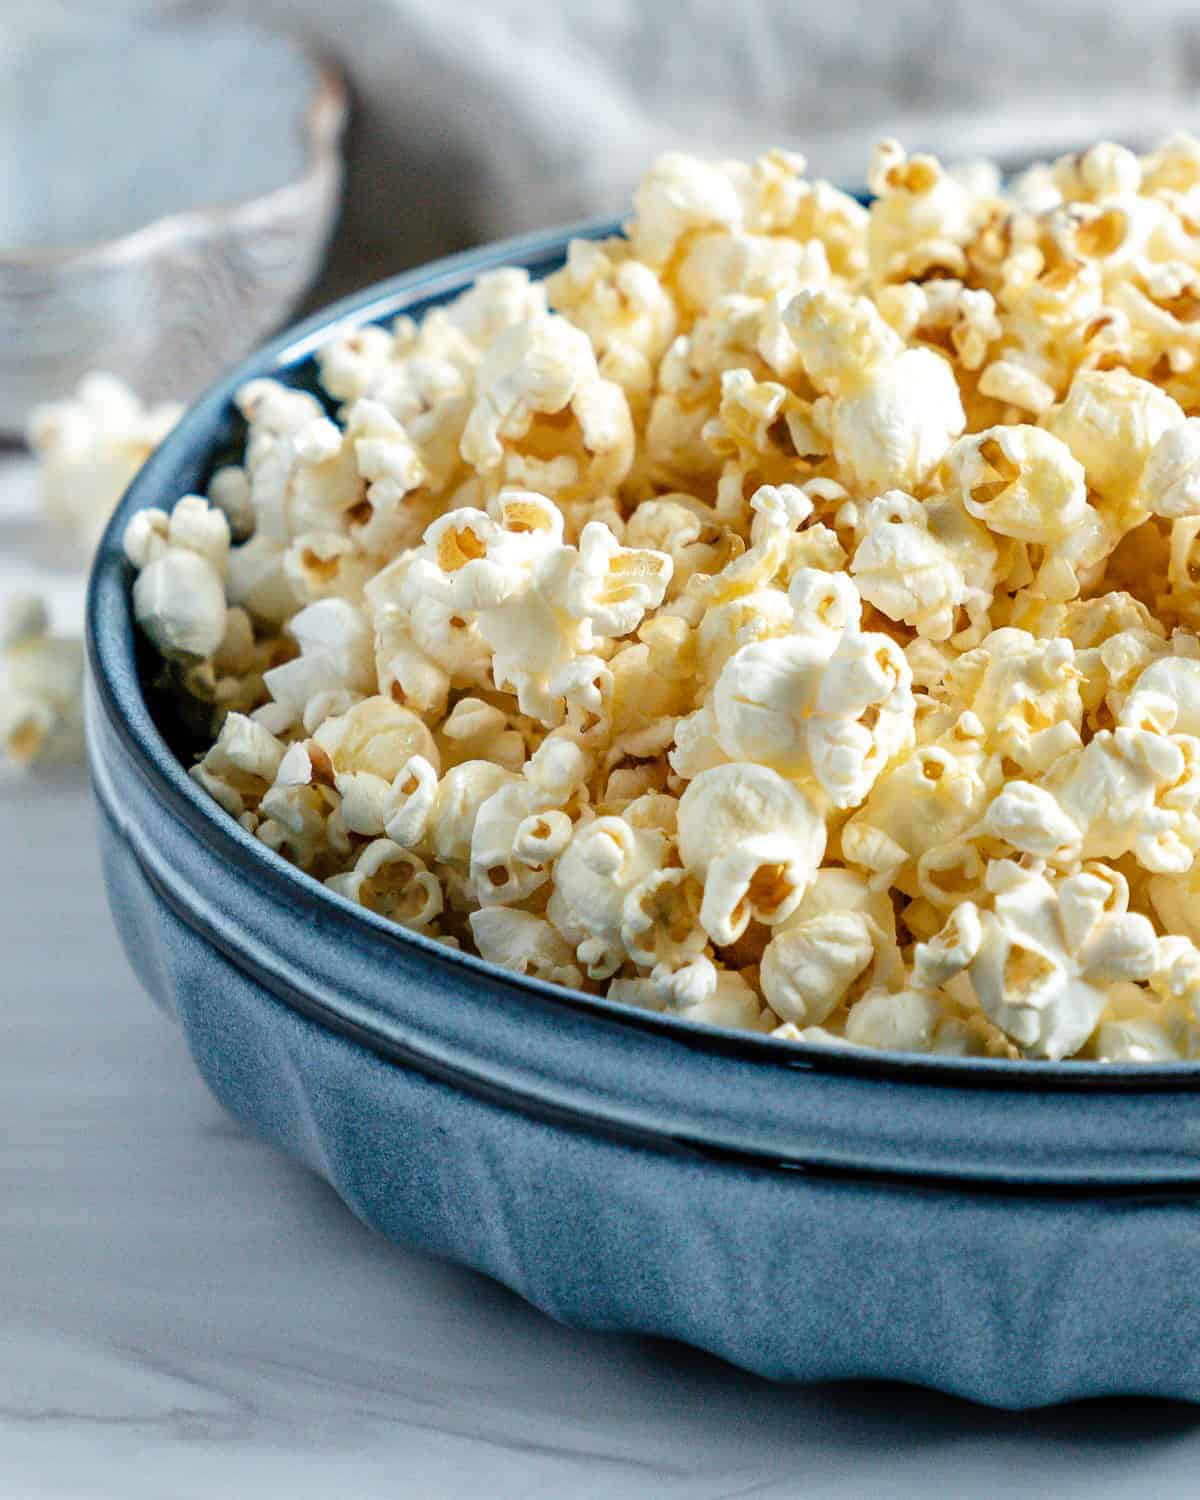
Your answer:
[85,227,1200,1408]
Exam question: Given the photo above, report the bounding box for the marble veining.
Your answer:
[4,457,1200,1496]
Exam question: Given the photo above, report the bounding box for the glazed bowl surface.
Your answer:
[0,14,345,434]
[86,221,1200,1409]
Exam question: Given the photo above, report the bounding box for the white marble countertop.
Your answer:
[5,454,1200,1497]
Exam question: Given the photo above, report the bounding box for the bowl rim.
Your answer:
[85,212,1200,1139]
[0,14,346,270]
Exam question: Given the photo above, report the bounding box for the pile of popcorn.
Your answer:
[124,135,1200,1062]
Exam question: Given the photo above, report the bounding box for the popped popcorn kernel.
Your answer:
[326,841,443,930]
[921,860,1158,1060]
[676,762,825,945]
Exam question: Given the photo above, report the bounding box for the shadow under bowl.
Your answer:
[86,221,1200,1409]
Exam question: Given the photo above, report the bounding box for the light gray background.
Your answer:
[4,452,1200,1497]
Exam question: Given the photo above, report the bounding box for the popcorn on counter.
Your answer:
[28,373,182,554]
[123,134,1200,1062]
[0,595,83,770]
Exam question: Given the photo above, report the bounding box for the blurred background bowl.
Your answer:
[0,12,346,437]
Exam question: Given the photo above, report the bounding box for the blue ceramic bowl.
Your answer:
[86,220,1200,1409]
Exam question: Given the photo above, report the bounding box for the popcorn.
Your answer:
[468,780,552,906]
[27,372,181,552]
[875,278,1001,371]
[1121,655,1200,736]
[236,381,364,546]
[383,754,439,847]
[566,522,673,636]
[545,238,677,412]
[548,815,668,977]
[850,489,996,641]
[1085,935,1200,1059]
[404,495,668,727]
[605,642,690,761]
[342,399,441,556]
[942,425,1087,546]
[643,305,770,483]
[765,900,876,1020]
[429,760,519,870]
[843,988,946,1053]
[759,867,898,1025]
[131,539,228,662]
[1093,1018,1183,1063]
[711,570,914,807]
[319,267,545,425]
[944,628,1084,770]
[189,711,284,818]
[366,562,486,721]
[313,696,439,781]
[672,966,773,1030]
[224,533,297,629]
[460,312,634,505]
[976,359,1057,415]
[1036,726,1200,874]
[982,780,1082,862]
[283,532,375,604]
[468,907,582,987]
[785,288,965,495]
[676,762,825,945]
[257,775,346,873]
[619,864,705,971]
[262,599,375,715]
[867,141,985,286]
[703,369,826,477]
[628,152,745,269]
[678,231,831,313]
[842,716,999,885]
[1140,419,1200,519]
[325,841,443,930]
[314,322,396,406]
[1149,934,1200,1020]
[919,861,1158,1059]
[1044,369,1184,507]
[122,495,233,667]
[122,132,1200,1063]
[335,771,393,837]
[0,595,85,770]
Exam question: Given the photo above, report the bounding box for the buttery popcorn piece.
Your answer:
[326,841,443,930]
[921,861,1157,1060]
[548,815,669,977]
[711,569,914,807]
[676,762,825,945]
[786,288,965,494]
